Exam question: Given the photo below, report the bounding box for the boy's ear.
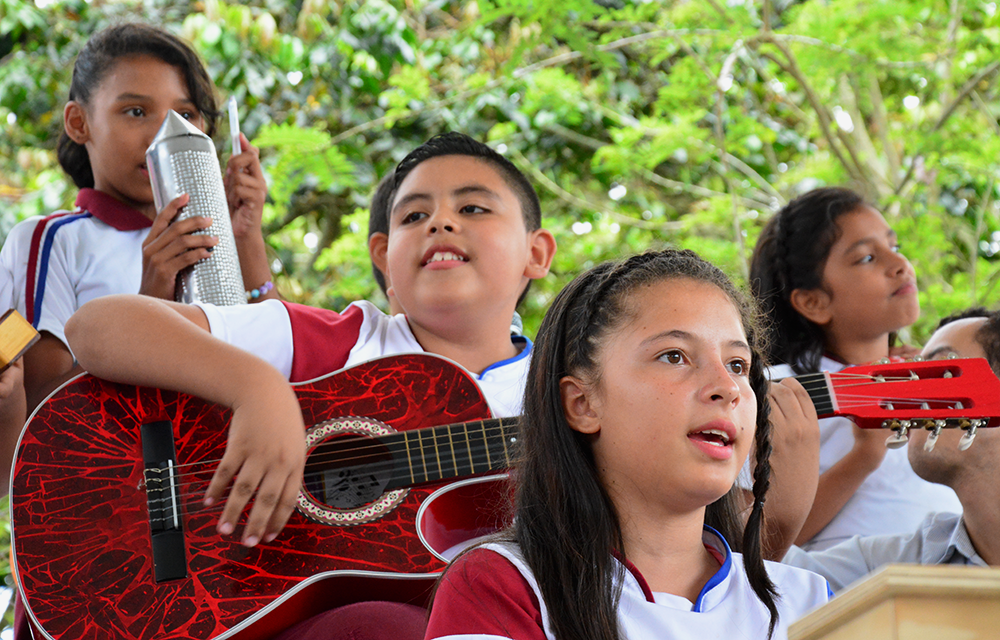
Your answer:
[524,229,557,280]
[63,101,90,144]
[368,232,389,275]
[789,287,833,325]
[560,375,601,435]
[368,232,394,298]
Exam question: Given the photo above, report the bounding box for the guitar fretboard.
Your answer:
[793,372,836,417]
[382,417,519,489]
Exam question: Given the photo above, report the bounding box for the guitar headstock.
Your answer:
[826,358,1000,439]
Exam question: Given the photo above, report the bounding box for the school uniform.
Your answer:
[425,527,832,640]
[197,298,531,417]
[0,189,152,349]
[783,511,986,592]
[770,358,962,551]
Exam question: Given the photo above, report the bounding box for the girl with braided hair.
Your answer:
[750,188,961,551]
[426,249,831,640]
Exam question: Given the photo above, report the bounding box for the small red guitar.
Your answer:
[12,353,516,640]
[795,357,1000,448]
[11,355,1000,640]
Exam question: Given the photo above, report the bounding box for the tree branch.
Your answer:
[509,149,683,232]
[933,60,1000,132]
[758,42,861,182]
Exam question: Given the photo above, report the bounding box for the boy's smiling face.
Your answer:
[379,155,553,330]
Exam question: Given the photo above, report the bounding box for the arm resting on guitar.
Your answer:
[65,294,305,547]
[794,425,887,546]
[22,333,78,413]
[0,359,26,496]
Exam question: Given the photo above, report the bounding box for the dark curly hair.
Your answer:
[749,187,866,374]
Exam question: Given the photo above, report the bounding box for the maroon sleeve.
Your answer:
[425,549,547,640]
[283,302,365,382]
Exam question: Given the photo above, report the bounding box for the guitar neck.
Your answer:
[383,417,519,489]
[794,372,837,418]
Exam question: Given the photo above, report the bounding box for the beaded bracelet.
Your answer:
[246,280,274,301]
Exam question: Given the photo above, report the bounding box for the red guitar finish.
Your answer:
[11,354,514,640]
[800,357,1000,429]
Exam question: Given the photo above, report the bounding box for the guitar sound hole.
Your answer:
[303,434,394,509]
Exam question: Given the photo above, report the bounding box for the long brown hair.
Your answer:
[515,249,779,640]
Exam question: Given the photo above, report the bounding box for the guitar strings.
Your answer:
[143,446,510,526]
[148,420,518,483]
[141,422,518,504]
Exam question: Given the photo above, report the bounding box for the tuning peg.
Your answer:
[877,357,891,364]
[909,370,919,380]
[924,420,945,452]
[959,420,981,451]
[911,355,924,362]
[885,420,910,449]
[943,370,953,378]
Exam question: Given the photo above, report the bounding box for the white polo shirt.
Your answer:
[772,358,962,551]
[0,189,152,350]
[426,527,831,640]
[197,298,531,418]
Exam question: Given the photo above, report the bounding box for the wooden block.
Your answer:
[0,309,39,372]
[790,564,1000,640]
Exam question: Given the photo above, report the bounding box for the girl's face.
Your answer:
[809,206,919,341]
[65,55,204,216]
[561,278,756,518]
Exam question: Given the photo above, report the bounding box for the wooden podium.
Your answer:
[789,564,1000,640]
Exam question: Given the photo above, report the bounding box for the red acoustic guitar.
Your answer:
[12,353,516,640]
[11,355,1000,640]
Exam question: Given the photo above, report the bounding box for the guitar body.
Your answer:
[11,354,513,640]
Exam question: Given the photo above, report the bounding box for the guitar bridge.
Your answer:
[141,421,187,582]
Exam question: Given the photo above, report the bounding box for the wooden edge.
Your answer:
[789,564,1000,639]
[0,309,40,372]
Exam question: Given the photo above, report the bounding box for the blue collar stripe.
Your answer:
[693,525,733,612]
[33,212,92,328]
[478,335,532,378]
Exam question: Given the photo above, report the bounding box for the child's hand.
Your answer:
[768,378,821,468]
[761,378,821,557]
[204,377,306,547]
[0,359,24,400]
[140,193,218,299]
[850,424,889,471]
[224,133,267,242]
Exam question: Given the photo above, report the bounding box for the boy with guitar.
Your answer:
[783,307,1000,589]
[63,132,556,551]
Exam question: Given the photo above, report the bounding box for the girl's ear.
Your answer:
[524,229,557,280]
[789,287,833,325]
[560,375,601,434]
[63,101,89,144]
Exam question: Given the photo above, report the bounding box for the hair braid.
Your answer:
[742,354,779,637]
